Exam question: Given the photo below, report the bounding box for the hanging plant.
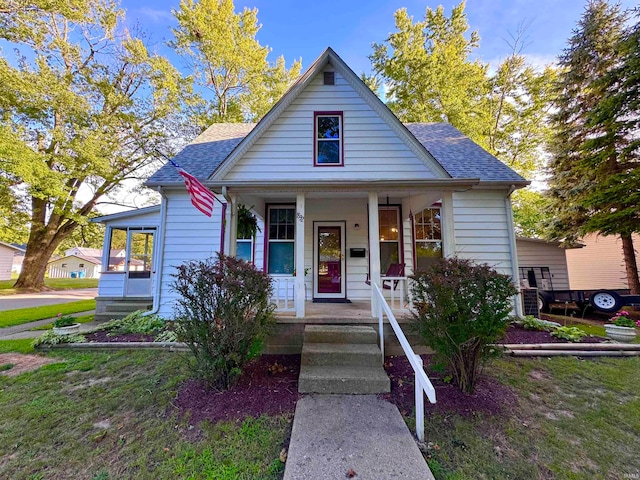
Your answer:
[237,204,260,239]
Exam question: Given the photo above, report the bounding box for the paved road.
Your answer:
[0,288,98,312]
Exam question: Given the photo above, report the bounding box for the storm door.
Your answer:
[313,222,346,299]
[124,229,155,296]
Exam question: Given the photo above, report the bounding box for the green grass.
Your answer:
[0,299,96,328]
[0,278,98,295]
[29,314,95,331]
[0,339,35,354]
[0,350,287,479]
[417,356,640,479]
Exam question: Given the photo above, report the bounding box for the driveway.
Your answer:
[0,288,98,312]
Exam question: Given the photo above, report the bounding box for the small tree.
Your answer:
[171,254,275,390]
[411,257,517,394]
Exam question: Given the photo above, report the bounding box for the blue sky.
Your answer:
[123,0,639,74]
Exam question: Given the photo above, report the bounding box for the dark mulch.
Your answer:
[173,354,301,425]
[499,324,607,344]
[381,355,517,417]
[84,331,156,342]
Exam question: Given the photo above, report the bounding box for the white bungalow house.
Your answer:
[0,241,24,280]
[94,48,528,343]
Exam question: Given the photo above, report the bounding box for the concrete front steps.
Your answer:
[298,325,390,394]
[94,296,153,322]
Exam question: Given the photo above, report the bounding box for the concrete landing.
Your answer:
[284,394,434,480]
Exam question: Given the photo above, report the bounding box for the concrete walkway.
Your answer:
[0,311,99,340]
[0,288,97,311]
[284,394,434,480]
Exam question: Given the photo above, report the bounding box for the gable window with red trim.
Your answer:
[314,112,343,166]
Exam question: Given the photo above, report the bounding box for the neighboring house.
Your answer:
[95,48,528,341]
[515,237,580,291]
[47,247,127,279]
[0,241,25,280]
[566,233,640,290]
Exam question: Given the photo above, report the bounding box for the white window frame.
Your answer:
[414,207,443,270]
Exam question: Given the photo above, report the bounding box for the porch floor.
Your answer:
[275,300,411,323]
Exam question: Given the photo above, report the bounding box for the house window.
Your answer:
[79,263,84,268]
[61,263,67,268]
[414,207,442,271]
[267,206,295,274]
[237,235,253,263]
[379,206,401,273]
[107,227,127,271]
[315,112,343,166]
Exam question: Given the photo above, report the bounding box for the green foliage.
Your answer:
[611,311,636,328]
[411,257,518,394]
[53,314,77,328]
[520,316,554,332]
[237,204,260,239]
[0,0,191,290]
[0,339,34,354]
[0,299,95,328]
[171,0,300,124]
[98,310,165,335]
[32,331,86,347]
[550,326,587,342]
[171,253,275,390]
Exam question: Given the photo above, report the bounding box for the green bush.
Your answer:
[520,315,554,331]
[411,257,518,394]
[32,331,86,348]
[550,326,587,342]
[171,254,275,390]
[98,310,165,336]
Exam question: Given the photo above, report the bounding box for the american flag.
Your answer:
[172,162,216,217]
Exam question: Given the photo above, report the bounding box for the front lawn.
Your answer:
[0,346,287,479]
[0,299,96,328]
[0,278,99,295]
[410,356,640,479]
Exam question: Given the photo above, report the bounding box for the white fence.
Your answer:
[373,283,435,441]
[48,267,97,279]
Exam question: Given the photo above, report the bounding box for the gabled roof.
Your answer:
[91,205,161,223]
[48,254,102,265]
[0,241,25,252]
[145,48,528,188]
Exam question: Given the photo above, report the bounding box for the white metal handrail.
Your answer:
[373,283,436,442]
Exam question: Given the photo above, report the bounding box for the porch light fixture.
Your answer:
[354,223,360,230]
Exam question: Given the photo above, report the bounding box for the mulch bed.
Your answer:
[173,354,301,425]
[381,354,517,417]
[499,324,607,344]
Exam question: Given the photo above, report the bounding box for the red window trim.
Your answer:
[313,111,344,167]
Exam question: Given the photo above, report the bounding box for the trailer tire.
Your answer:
[589,290,623,313]
[537,293,550,313]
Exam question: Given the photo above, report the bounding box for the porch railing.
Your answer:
[270,276,295,312]
[380,275,411,311]
[373,283,436,442]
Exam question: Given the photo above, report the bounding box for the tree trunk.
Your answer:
[13,224,69,291]
[621,233,640,295]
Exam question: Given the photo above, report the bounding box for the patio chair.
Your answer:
[365,263,406,290]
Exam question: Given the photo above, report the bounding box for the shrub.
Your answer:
[98,310,165,336]
[550,326,587,342]
[520,316,555,331]
[53,314,76,328]
[32,331,86,348]
[171,254,275,390]
[411,257,518,394]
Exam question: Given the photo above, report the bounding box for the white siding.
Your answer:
[452,190,513,276]
[0,244,14,280]
[101,210,160,228]
[516,239,571,290]
[98,273,125,296]
[566,233,640,290]
[48,256,100,278]
[225,70,439,181]
[157,191,224,318]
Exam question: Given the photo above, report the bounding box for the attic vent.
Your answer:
[323,71,335,85]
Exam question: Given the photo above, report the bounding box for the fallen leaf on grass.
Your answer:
[346,468,356,478]
[279,448,287,463]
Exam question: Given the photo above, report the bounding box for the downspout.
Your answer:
[145,187,168,315]
[504,184,523,317]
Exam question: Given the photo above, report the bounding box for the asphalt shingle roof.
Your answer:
[404,123,526,182]
[146,121,526,185]
[146,123,256,185]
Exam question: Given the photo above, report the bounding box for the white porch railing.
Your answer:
[270,276,295,311]
[373,283,436,442]
[380,276,411,311]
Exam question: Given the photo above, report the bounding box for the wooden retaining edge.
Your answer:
[507,349,640,357]
[501,343,640,351]
[43,342,190,351]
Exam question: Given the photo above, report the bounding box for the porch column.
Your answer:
[441,191,455,258]
[295,193,305,318]
[368,191,381,317]
[228,193,238,257]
